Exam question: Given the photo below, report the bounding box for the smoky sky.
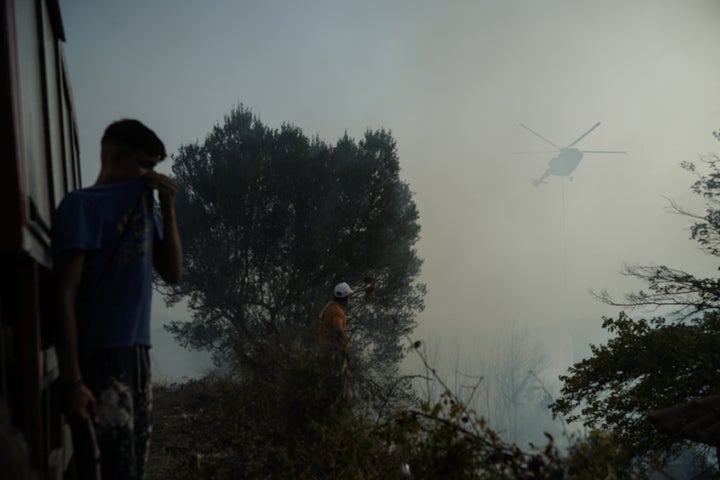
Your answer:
[59,0,720,381]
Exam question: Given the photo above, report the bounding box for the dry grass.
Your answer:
[147,379,236,479]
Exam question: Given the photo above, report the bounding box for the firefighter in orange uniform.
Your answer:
[318,282,354,406]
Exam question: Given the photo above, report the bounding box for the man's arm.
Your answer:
[147,172,183,283]
[55,251,97,421]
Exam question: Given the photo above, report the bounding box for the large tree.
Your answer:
[551,130,720,466]
[162,105,425,381]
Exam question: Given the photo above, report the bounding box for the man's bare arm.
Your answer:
[147,172,183,283]
[55,251,97,420]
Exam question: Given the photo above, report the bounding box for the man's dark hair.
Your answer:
[101,119,166,159]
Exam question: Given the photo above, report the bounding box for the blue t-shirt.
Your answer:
[52,179,162,359]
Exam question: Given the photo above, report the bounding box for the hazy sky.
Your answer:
[59,0,720,382]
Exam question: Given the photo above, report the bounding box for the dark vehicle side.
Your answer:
[1,0,82,477]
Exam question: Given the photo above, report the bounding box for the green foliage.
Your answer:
[554,130,720,469]
[563,430,640,480]
[682,147,720,261]
[156,337,576,479]
[163,104,425,380]
[215,334,401,479]
[552,311,720,462]
[156,336,700,479]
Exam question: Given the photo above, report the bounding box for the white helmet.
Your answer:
[334,282,354,299]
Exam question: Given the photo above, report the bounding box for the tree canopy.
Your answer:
[551,130,720,466]
[552,312,720,462]
[162,105,425,381]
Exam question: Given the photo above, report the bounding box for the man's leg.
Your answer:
[82,347,149,480]
[94,376,135,479]
[133,347,152,479]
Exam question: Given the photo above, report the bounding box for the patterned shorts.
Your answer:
[73,346,152,480]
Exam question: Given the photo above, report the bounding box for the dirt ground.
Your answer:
[147,380,224,479]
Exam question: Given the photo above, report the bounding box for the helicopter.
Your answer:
[519,122,625,186]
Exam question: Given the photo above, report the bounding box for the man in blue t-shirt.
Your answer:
[53,119,183,479]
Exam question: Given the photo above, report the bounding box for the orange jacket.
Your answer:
[319,301,348,353]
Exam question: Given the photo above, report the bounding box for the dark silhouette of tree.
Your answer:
[162,105,425,383]
[552,130,720,467]
[552,312,720,463]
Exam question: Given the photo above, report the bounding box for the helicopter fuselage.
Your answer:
[546,147,583,177]
[531,148,583,186]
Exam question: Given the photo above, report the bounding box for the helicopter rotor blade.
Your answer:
[519,123,561,149]
[581,150,626,154]
[569,122,601,147]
